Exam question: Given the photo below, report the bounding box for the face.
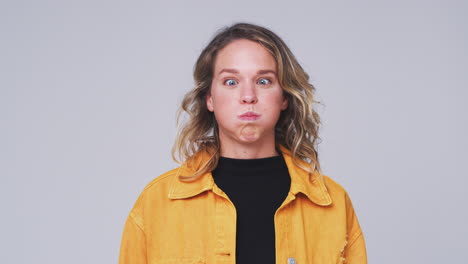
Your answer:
[206,39,288,148]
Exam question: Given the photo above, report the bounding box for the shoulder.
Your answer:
[318,175,367,259]
[142,167,180,194]
[128,166,181,214]
[322,174,347,195]
[321,173,363,238]
[320,173,356,208]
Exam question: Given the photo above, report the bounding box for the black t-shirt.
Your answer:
[212,154,291,264]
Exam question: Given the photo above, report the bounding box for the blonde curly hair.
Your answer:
[172,22,323,181]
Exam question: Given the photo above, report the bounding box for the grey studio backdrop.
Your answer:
[1,0,467,263]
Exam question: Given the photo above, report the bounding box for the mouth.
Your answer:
[238,111,261,121]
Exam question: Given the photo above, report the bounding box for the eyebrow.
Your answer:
[218,68,277,75]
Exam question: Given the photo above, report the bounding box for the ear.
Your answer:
[206,93,214,112]
[281,96,288,110]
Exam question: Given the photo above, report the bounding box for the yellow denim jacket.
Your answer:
[119,146,367,264]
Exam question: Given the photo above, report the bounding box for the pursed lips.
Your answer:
[238,111,261,121]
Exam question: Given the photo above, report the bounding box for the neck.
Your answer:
[219,137,279,159]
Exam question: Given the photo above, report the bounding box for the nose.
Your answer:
[240,83,258,104]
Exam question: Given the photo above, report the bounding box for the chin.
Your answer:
[238,125,262,142]
[239,135,260,142]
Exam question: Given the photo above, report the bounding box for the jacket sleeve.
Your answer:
[119,205,147,264]
[343,192,367,264]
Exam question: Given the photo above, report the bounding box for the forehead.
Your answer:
[213,39,277,74]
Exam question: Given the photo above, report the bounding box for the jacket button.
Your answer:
[288,257,296,264]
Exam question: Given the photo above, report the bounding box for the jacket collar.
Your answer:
[168,145,332,206]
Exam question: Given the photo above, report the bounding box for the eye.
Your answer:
[257,78,271,85]
[224,79,238,86]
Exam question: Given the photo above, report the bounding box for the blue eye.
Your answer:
[258,78,271,85]
[224,79,238,86]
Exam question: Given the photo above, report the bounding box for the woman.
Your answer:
[119,23,367,264]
